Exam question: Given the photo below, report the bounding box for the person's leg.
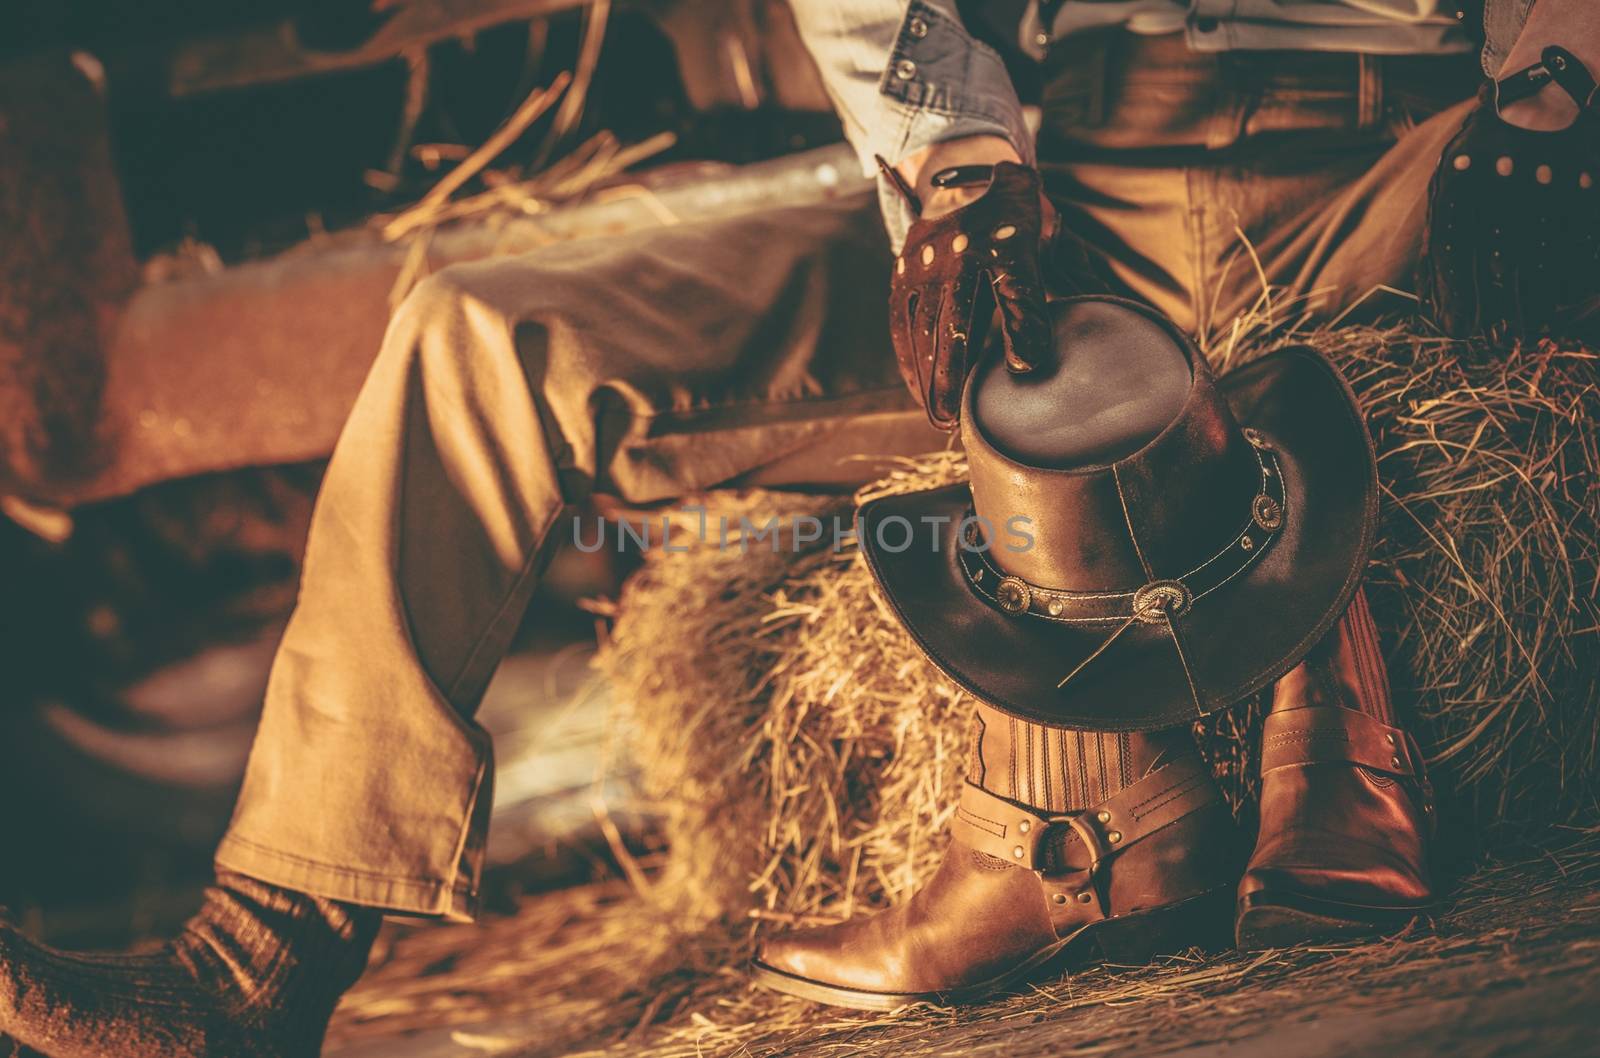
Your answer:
[1229,97,1479,325]
[1036,34,1480,333]
[1046,134,1450,335]
[0,192,937,1056]
[1035,35,1401,334]
[214,192,930,923]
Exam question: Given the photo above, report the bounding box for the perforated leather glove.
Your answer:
[888,162,1058,431]
[1422,46,1600,341]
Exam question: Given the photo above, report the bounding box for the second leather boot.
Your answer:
[752,703,1240,1009]
[1236,588,1435,949]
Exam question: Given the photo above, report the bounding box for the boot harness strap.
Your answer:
[1259,705,1423,779]
[951,754,1219,876]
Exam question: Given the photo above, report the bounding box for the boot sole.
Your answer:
[1234,890,1430,951]
[749,886,1233,1011]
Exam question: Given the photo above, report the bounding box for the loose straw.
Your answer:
[383,69,573,240]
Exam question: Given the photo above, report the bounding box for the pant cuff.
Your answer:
[214,834,482,923]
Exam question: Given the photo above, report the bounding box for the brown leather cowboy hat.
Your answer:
[858,296,1377,730]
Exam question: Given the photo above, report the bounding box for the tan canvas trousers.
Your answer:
[216,34,1479,918]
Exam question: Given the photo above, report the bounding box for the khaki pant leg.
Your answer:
[1047,98,1475,337]
[215,194,936,919]
[1254,97,1477,322]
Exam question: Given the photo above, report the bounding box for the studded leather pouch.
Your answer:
[1422,46,1600,341]
[888,162,1058,431]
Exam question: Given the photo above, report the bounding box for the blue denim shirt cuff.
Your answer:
[1480,0,1537,76]
[874,113,1032,249]
[873,0,1033,248]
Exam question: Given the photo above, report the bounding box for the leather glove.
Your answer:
[1422,45,1600,341]
[888,162,1058,431]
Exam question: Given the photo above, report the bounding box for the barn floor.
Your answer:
[322,830,1600,1058]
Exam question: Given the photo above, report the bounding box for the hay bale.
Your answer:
[1296,329,1600,838]
[597,479,969,927]
[597,325,1600,931]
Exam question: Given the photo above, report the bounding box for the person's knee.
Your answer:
[390,270,476,358]
[379,264,594,440]
[383,266,533,391]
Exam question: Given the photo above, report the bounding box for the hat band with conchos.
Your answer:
[956,429,1286,687]
[856,296,1377,731]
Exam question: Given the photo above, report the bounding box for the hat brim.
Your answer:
[858,347,1377,731]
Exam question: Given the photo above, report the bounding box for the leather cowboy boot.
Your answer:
[1236,588,1435,949]
[752,703,1240,1009]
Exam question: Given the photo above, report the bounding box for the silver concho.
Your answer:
[1132,580,1192,624]
[995,576,1032,615]
[1252,494,1284,532]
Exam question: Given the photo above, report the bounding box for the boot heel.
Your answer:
[1090,887,1233,964]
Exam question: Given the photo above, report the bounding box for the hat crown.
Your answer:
[962,299,1261,593]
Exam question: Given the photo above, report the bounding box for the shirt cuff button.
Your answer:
[894,58,918,81]
[908,17,929,39]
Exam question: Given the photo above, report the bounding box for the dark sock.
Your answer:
[0,872,379,1058]
[966,701,1194,813]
